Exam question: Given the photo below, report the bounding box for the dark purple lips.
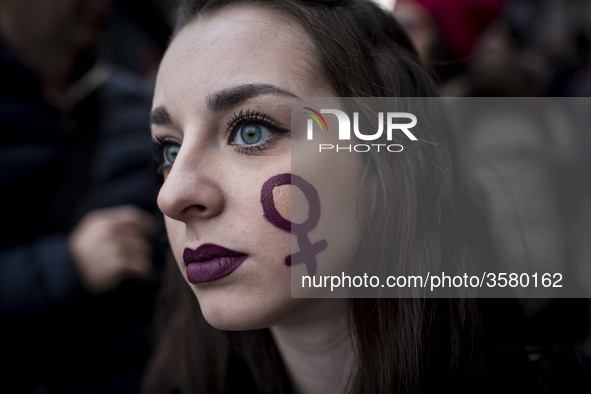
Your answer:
[183,244,248,284]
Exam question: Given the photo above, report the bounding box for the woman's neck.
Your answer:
[270,299,355,394]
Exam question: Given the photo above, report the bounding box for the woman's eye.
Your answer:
[152,137,181,176]
[232,123,273,146]
[163,144,180,164]
[226,110,289,153]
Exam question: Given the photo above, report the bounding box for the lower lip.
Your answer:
[186,256,248,284]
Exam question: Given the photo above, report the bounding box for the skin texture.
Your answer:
[152,6,366,392]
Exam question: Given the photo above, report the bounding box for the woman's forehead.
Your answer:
[153,4,335,116]
[159,6,311,82]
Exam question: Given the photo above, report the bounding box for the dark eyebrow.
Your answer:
[206,83,298,113]
[150,106,173,125]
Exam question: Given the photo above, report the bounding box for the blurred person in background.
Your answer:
[394,0,589,350]
[393,0,504,89]
[97,0,173,79]
[0,0,167,392]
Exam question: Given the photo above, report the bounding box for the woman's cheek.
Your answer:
[164,217,185,270]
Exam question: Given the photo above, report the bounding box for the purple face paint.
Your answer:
[260,173,327,275]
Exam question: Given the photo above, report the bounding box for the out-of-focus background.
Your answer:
[98,0,591,99]
[387,0,591,356]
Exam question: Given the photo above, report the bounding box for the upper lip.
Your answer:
[183,243,247,265]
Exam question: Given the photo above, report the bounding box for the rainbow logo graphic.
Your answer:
[302,107,328,132]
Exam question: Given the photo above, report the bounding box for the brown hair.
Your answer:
[144,1,510,393]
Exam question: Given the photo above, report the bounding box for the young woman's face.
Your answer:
[152,5,365,330]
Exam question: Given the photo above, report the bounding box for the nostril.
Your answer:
[183,203,215,218]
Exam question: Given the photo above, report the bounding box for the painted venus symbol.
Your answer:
[260,173,327,276]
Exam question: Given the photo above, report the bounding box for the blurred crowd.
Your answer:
[393,0,591,97]
[393,0,591,352]
[0,0,171,392]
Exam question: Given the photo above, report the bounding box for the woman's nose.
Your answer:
[157,149,224,222]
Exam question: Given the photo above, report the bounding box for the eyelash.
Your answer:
[151,110,289,175]
[226,109,289,154]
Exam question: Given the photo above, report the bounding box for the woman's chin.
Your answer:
[197,292,309,331]
[201,307,274,331]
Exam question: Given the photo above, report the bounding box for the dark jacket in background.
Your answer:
[0,41,163,393]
